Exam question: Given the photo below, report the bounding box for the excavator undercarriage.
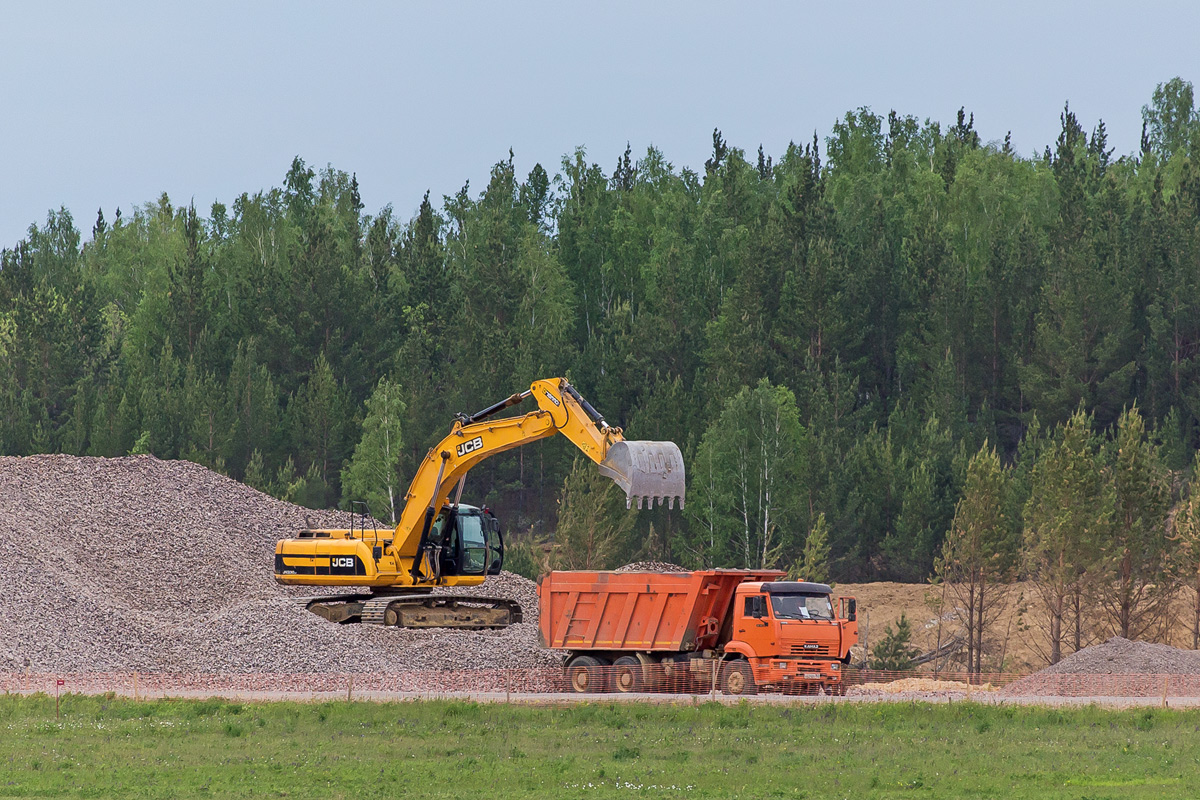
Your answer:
[295,591,523,629]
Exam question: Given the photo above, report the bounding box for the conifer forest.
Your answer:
[5,77,1200,617]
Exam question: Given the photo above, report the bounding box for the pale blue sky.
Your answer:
[3,1,1198,247]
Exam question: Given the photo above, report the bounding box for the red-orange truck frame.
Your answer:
[538,569,858,695]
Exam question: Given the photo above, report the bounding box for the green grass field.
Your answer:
[0,694,1197,799]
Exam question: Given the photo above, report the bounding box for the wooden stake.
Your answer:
[133,671,139,702]
[347,675,354,702]
[1162,675,1169,708]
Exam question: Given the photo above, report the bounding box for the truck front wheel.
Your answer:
[566,656,607,693]
[721,661,757,696]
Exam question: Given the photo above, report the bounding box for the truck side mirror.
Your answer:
[752,596,767,619]
[841,597,857,622]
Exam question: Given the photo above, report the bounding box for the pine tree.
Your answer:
[936,442,1017,673]
[1101,406,1171,639]
[289,352,352,503]
[790,512,830,584]
[1022,408,1111,664]
[1171,454,1200,649]
[870,614,919,671]
[550,458,635,570]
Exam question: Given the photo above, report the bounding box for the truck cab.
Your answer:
[726,581,857,694]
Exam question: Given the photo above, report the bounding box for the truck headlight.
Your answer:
[830,662,840,671]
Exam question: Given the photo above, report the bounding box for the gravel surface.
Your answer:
[0,455,552,674]
[849,678,995,695]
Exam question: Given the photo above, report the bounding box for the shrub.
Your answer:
[870,613,919,671]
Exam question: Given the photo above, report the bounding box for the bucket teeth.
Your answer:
[598,440,686,510]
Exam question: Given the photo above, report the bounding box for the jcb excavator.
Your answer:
[274,378,685,629]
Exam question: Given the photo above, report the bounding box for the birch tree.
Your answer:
[342,377,406,523]
[685,379,809,569]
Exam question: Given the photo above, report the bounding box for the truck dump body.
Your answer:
[538,569,784,653]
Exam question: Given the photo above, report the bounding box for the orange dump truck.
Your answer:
[538,569,858,695]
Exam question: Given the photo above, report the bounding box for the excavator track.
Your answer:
[294,593,522,629]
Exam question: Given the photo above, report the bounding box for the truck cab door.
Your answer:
[736,594,775,657]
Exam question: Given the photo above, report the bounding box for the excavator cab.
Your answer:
[430,505,504,579]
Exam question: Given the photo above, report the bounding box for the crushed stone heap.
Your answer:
[0,455,551,674]
[1003,636,1200,695]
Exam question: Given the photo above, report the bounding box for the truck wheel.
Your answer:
[566,656,607,694]
[721,661,757,696]
[612,656,644,693]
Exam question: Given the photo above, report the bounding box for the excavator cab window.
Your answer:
[427,506,504,579]
[457,512,489,575]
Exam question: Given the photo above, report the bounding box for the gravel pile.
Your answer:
[0,455,552,674]
[1003,637,1200,695]
[616,561,688,572]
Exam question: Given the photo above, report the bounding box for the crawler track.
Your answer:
[296,593,523,629]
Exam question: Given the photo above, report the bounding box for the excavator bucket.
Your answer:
[598,440,686,510]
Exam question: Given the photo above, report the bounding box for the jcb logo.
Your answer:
[456,436,484,457]
[543,390,561,407]
[331,557,355,569]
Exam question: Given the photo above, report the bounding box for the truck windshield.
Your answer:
[770,593,834,620]
[458,514,488,574]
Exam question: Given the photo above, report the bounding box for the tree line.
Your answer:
[3,80,1200,659]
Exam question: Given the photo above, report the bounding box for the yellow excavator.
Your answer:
[274,377,685,629]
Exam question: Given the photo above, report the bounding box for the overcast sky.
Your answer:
[3,1,1198,248]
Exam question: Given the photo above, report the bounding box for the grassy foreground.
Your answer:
[0,695,1197,799]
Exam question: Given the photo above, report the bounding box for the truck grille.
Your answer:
[788,643,832,657]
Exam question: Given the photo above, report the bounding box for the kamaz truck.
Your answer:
[538,569,858,695]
